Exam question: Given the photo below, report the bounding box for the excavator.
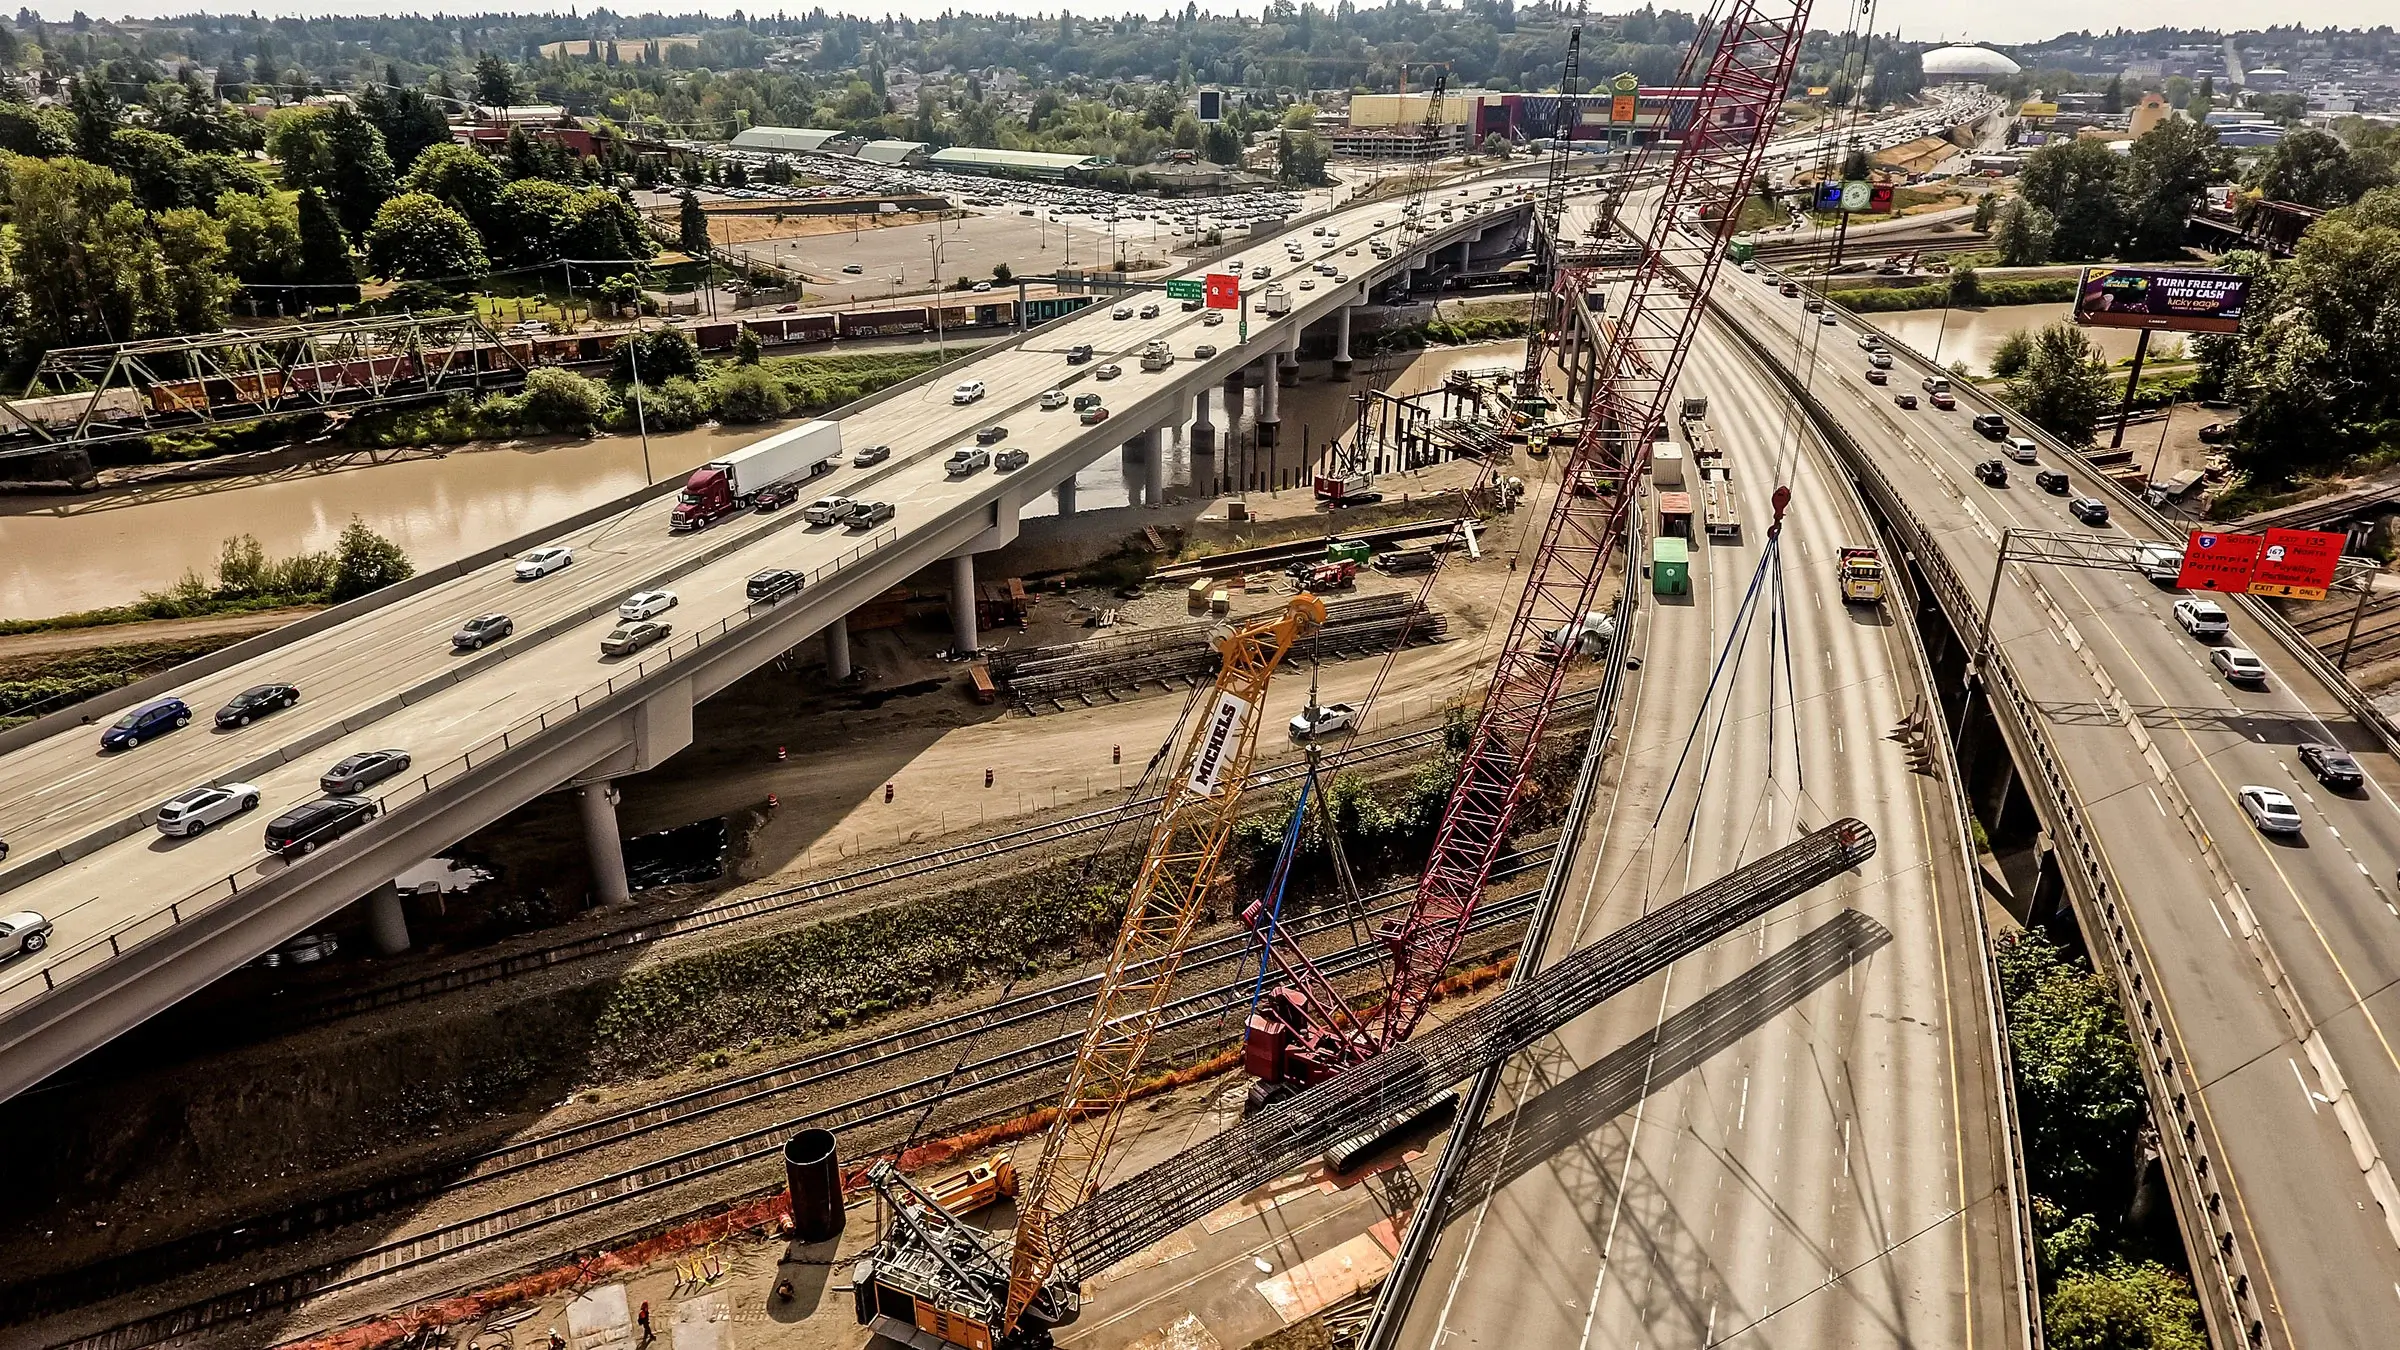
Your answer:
[853,593,1326,1350]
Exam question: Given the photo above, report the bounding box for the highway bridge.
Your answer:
[1392,194,2031,1350]
[1711,251,2400,1350]
[0,187,1531,1104]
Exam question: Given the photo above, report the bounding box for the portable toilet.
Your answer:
[1653,536,1690,596]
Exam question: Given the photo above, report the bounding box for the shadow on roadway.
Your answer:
[2035,699,2368,748]
[1439,909,1892,1337]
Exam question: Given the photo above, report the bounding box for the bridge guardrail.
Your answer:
[1723,301,2271,1350]
[0,526,902,1017]
[1832,302,2400,769]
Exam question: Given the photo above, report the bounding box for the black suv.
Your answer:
[748,568,805,602]
[1974,459,2008,486]
[2034,468,2071,494]
[265,798,378,858]
[214,683,299,729]
[1065,344,1095,365]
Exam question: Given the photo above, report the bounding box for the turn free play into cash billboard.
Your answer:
[2073,267,2249,335]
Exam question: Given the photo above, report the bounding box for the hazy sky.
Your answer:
[15,0,2390,51]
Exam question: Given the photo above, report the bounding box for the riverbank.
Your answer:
[2,336,1532,621]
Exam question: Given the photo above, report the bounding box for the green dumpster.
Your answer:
[1652,536,1690,596]
[1325,540,1371,566]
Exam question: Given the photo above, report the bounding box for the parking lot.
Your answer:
[712,208,1163,306]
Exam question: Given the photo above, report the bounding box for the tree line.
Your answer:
[0,50,654,366]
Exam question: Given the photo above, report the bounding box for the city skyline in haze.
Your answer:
[5,0,2390,52]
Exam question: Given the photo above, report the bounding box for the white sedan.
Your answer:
[1290,702,1362,741]
[2211,646,2269,685]
[2238,785,2304,835]
[515,546,573,580]
[619,589,679,621]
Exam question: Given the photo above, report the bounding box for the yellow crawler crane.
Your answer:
[1002,591,1326,1328]
[856,592,1327,1350]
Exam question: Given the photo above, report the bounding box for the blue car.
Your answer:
[101,697,191,751]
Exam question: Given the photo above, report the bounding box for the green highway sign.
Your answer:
[1163,279,1204,300]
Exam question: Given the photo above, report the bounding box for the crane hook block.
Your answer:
[1770,484,1792,524]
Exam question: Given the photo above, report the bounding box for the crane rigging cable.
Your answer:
[1244,0,1818,1094]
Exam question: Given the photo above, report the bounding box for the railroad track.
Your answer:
[32,849,1557,1350]
[270,699,1599,1033]
[2291,599,2400,670]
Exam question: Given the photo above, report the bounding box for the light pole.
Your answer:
[625,305,654,484]
[928,231,948,358]
[2148,393,2178,492]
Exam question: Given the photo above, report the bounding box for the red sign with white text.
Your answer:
[2250,527,2345,600]
[2176,530,2262,593]
[1205,273,1240,309]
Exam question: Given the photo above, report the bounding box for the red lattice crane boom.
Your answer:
[1245,0,1813,1091]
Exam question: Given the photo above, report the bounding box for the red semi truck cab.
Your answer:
[671,464,741,530]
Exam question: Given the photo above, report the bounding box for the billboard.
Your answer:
[2074,267,2250,335]
[1205,273,1240,309]
[1197,87,1223,123]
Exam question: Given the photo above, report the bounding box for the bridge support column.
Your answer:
[1257,356,1282,446]
[1143,425,1167,506]
[1189,387,1216,458]
[824,615,852,681]
[1054,477,1078,517]
[1332,304,1355,381]
[1277,327,1300,388]
[365,880,411,955]
[577,782,632,907]
[949,553,979,655]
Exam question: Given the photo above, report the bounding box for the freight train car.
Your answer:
[1,386,148,435]
[835,306,931,339]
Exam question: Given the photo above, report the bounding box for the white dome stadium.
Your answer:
[1921,45,2023,81]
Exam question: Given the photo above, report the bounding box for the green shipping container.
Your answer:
[1652,536,1690,596]
[1325,541,1371,566]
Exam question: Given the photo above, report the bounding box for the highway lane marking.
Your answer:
[1757,301,2312,1337]
[2298,1057,2324,1113]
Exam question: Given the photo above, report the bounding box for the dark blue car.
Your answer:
[101,697,191,751]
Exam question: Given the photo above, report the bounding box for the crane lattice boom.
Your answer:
[995,594,1326,1331]
[1245,0,1814,1089]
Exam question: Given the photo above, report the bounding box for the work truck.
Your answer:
[1139,340,1176,372]
[1701,466,1742,539]
[1836,545,1886,605]
[671,421,841,531]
